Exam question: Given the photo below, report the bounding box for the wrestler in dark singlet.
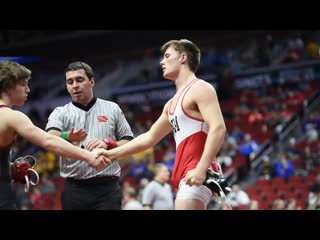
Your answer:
[0,105,16,210]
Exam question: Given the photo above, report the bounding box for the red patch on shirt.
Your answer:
[97,115,109,122]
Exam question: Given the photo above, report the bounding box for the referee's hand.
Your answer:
[85,138,106,151]
[68,128,88,142]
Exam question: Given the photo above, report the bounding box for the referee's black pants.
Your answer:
[62,176,122,210]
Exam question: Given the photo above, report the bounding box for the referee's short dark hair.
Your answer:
[65,61,94,80]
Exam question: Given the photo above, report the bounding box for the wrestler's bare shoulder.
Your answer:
[194,79,216,90]
[2,108,28,120]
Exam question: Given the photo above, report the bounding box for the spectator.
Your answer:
[239,134,261,156]
[247,200,259,210]
[308,174,320,209]
[286,198,297,210]
[225,184,250,209]
[272,199,286,210]
[248,108,263,125]
[122,187,144,210]
[217,150,233,171]
[257,155,274,180]
[274,153,294,179]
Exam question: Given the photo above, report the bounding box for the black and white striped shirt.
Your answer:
[45,97,133,179]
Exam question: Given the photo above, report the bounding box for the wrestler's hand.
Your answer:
[68,128,88,143]
[88,148,113,170]
[10,159,22,177]
[184,168,207,187]
[92,155,112,171]
[85,138,107,151]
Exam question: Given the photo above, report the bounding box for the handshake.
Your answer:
[66,129,120,171]
[82,138,117,171]
[86,148,113,170]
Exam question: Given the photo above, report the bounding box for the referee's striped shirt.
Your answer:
[45,97,134,179]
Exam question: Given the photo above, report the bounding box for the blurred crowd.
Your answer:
[10,31,320,210]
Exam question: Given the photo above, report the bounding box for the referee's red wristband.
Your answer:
[103,138,118,150]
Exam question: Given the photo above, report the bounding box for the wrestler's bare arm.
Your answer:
[107,102,172,162]
[6,110,110,169]
[195,81,226,171]
[185,81,226,186]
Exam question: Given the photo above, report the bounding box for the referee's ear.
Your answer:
[90,78,95,87]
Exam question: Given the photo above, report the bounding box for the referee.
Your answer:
[46,62,134,210]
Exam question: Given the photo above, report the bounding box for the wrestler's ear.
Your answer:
[180,53,188,64]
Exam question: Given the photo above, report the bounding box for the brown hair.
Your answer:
[0,61,31,95]
[160,39,201,72]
